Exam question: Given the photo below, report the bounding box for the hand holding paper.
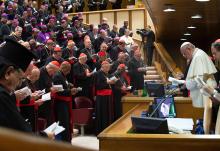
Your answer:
[168,77,185,86]
[41,92,51,102]
[52,85,64,92]
[110,76,118,81]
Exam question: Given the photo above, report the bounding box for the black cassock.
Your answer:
[35,67,53,126]
[17,79,37,132]
[94,70,114,134]
[52,71,72,142]
[112,71,129,121]
[0,84,32,132]
[127,57,146,90]
[73,62,93,100]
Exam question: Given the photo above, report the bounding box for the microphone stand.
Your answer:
[149,88,177,117]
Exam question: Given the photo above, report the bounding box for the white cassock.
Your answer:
[186,48,217,108]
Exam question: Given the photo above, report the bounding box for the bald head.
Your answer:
[27,67,40,83]
[60,61,71,75]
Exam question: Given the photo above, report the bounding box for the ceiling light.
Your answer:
[187,26,197,29]
[163,4,176,12]
[191,15,202,19]
[163,8,176,12]
[195,0,210,2]
[180,38,187,41]
[184,33,191,36]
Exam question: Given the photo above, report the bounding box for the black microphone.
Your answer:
[149,88,177,117]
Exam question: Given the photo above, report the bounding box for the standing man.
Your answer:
[180,42,217,134]
[143,26,155,66]
[119,20,128,37]
[53,61,78,142]
[0,38,36,132]
[35,61,60,126]
[95,61,117,134]
[127,50,146,90]
[73,53,94,100]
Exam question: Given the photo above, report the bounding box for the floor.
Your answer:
[71,135,99,151]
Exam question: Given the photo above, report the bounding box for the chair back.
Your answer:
[74,97,93,109]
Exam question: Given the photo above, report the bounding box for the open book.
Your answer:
[44,122,65,135]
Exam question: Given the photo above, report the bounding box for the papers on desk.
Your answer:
[44,122,65,135]
[166,118,194,131]
[41,92,51,102]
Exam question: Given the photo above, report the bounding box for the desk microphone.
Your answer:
[149,88,178,117]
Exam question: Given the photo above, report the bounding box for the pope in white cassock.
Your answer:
[180,42,217,134]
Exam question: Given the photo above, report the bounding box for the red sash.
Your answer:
[96,89,112,96]
[16,99,39,110]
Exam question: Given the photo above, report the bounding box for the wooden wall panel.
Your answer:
[116,12,129,30]
[132,10,145,40]
[88,13,100,26]
[102,12,115,30]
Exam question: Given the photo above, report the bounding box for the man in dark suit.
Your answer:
[143,26,155,66]
[119,20,128,37]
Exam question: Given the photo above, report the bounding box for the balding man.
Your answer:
[35,61,60,126]
[18,66,43,132]
[109,39,128,61]
[95,61,116,133]
[80,38,96,70]
[53,61,78,142]
[74,53,94,100]
[94,29,107,53]
[180,42,217,134]
[128,50,146,90]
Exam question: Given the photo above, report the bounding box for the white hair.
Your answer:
[180,42,195,50]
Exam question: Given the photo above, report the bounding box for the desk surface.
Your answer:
[98,103,220,151]
[121,96,204,123]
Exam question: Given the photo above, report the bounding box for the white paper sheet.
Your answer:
[19,86,32,98]
[166,118,194,131]
[52,85,64,92]
[41,92,51,102]
[110,76,118,81]
[92,68,96,74]
[44,122,65,135]
[168,77,185,85]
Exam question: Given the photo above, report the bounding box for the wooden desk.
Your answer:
[122,96,204,123]
[98,104,220,151]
